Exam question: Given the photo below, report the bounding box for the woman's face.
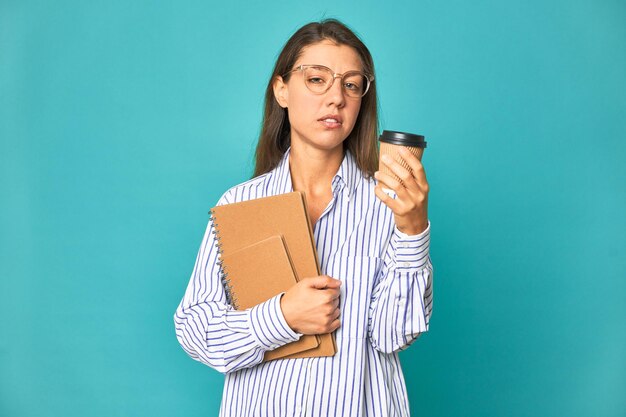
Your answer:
[274,40,363,153]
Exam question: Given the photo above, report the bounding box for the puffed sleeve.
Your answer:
[367,221,433,353]
[173,190,302,374]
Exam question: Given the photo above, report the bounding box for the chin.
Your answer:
[317,135,349,151]
[320,128,352,143]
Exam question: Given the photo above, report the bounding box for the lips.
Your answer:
[318,114,343,124]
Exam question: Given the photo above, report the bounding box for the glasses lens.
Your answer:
[343,72,368,98]
[303,66,333,94]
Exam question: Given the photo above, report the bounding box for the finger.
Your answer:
[309,276,333,289]
[398,147,428,190]
[312,277,342,293]
[326,287,341,300]
[380,154,418,191]
[380,152,428,206]
[374,171,412,208]
[381,152,428,203]
[324,277,342,288]
[374,184,402,212]
[321,290,339,306]
[374,170,411,202]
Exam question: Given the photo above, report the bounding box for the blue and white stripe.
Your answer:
[174,147,433,416]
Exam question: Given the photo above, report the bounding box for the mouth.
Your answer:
[318,115,343,129]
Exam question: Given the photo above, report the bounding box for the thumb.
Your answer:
[309,276,341,290]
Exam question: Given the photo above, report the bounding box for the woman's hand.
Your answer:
[280,275,341,335]
[374,147,429,235]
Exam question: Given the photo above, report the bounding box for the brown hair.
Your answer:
[252,18,379,179]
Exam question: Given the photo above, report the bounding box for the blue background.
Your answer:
[1,1,625,416]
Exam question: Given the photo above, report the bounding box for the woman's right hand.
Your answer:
[279,275,342,335]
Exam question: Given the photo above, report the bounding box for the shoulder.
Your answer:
[215,172,273,206]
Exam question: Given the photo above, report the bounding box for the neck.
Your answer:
[288,142,344,197]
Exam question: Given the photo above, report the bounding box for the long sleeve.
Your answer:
[367,221,433,353]
[173,192,302,374]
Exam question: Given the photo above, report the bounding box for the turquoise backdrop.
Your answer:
[1,1,624,416]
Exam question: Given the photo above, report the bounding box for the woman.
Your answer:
[174,18,433,416]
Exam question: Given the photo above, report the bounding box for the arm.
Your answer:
[173,192,302,374]
[368,222,433,353]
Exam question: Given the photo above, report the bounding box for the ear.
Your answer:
[273,75,289,108]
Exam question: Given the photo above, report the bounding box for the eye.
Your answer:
[304,66,332,85]
[343,73,364,91]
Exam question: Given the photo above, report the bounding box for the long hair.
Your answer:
[252,19,379,179]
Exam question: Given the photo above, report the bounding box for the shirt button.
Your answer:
[402,242,409,248]
[403,262,410,267]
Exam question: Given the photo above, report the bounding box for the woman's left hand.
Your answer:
[374,147,429,236]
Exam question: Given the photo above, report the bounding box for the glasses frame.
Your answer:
[283,64,375,98]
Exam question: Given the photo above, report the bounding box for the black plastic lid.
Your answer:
[379,130,426,148]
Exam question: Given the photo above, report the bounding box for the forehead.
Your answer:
[296,40,363,72]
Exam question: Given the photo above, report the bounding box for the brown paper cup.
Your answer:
[379,141,424,186]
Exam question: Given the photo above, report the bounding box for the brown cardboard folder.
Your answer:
[219,235,319,359]
[209,191,337,361]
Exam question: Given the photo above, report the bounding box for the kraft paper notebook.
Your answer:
[209,191,337,361]
[219,235,319,360]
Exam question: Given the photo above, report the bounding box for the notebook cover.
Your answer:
[210,191,337,359]
[219,235,319,360]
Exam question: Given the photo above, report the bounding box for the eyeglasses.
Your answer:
[283,64,375,98]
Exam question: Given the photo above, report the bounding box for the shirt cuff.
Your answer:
[247,292,302,351]
[391,221,431,270]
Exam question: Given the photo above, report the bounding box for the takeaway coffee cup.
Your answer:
[378,130,427,191]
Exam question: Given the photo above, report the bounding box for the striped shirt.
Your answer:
[174,147,433,416]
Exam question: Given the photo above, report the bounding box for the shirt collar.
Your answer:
[270,147,360,198]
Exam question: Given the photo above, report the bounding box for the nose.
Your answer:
[325,76,346,108]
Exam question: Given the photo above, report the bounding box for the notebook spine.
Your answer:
[210,209,239,310]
